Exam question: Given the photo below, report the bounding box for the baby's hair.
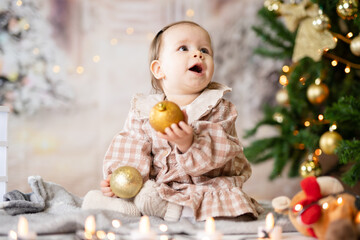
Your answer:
[149,21,209,93]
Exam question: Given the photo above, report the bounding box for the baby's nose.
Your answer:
[193,51,203,59]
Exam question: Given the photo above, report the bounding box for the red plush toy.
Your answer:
[272,176,360,240]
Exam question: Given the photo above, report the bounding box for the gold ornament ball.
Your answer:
[264,0,281,13]
[336,0,358,20]
[110,166,143,199]
[319,131,343,155]
[312,13,331,31]
[299,159,322,178]
[276,88,289,106]
[350,35,360,56]
[273,112,284,123]
[306,83,329,105]
[149,100,184,133]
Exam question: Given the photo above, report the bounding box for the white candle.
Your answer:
[131,215,156,240]
[76,215,98,240]
[197,217,222,240]
[16,216,37,240]
[270,226,282,240]
[257,213,274,239]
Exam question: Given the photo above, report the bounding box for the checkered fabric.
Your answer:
[103,82,263,221]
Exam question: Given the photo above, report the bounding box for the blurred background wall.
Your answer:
[4,0,302,200]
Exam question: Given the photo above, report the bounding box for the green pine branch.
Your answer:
[325,96,360,125]
[335,140,360,186]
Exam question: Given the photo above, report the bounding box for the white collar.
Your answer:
[131,82,231,124]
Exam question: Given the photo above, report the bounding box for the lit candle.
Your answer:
[8,216,37,240]
[131,215,156,240]
[197,217,222,240]
[76,215,98,240]
[85,215,96,239]
[257,213,274,238]
[257,213,282,240]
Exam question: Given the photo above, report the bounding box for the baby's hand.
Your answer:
[100,174,115,197]
[158,110,193,153]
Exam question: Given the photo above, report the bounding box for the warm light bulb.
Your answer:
[337,197,343,205]
[330,123,337,131]
[76,66,84,74]
[16,0,22,6]
[345,66,351,73]
[53,65,60,73]
[333,37,338,42]
[112,219,121,228]
[110,38,118,45]
[299,77,306,85]
[294,204,303,212]
[23,23,30,30]
[322,202,329,209]
[159,224,168,232]
[160,235,169,240]
[304,121,310,127]
[107,232,116,240]
[318,114,324,121]
[126,27,134,35]
[186,9,195,17]
[279,75,288,86]
[315,148,322,156]
[8,230,17,239]
[96,230,106,239]
[315,78,321,85]
[282,65,290,73]
[355,212,360,223]
[347,32,353,38]
[93,55,100,63]
[331,60,338,66]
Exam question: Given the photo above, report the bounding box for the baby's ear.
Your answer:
[150,60,165,80]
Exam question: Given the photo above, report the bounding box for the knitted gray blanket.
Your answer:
[0,176,295,236]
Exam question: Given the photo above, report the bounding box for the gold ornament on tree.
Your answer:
[312,10,331,31]
[273,112,284,123]
[336,0,359,20]
[110,166,143,199]
[300,154,322,178]
[276,88,290,106]
[319,130,343,155]
[306,79,329,104]
[350,35,360,56]
[264,0,282,13]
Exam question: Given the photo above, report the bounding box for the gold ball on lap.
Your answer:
[149,100,184,133]
[110,166,143,199]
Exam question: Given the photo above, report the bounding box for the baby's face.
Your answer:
[157,23,214,97]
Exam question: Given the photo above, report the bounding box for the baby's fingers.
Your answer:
[179,121,193,134]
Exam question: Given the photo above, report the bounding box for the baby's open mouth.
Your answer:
[189,64,203,73]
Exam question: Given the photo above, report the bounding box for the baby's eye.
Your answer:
[200,48,210,54]
[178,46,188,51]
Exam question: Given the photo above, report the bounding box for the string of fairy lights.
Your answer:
[14,0,197,77]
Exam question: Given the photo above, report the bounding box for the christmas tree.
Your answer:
[246,0,360,188]
[0,0,72,114]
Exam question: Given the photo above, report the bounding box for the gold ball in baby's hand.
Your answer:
[110,166,143,199]
[149,100,185,133]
